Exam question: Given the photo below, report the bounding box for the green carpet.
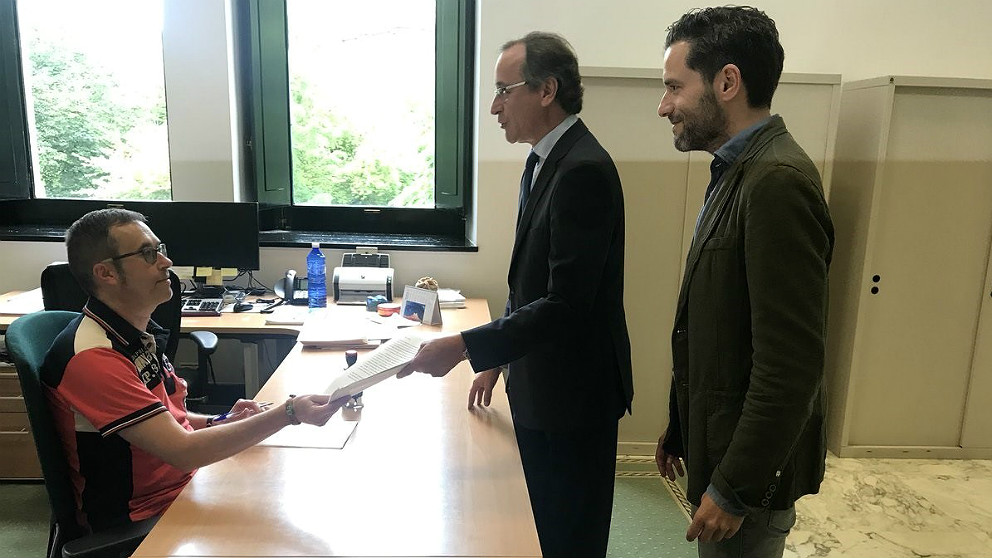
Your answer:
[609,474,696,557]
[0,482,49,558]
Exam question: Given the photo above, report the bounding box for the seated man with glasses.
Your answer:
[42,208,346,533]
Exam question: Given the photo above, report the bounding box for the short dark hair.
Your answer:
[502,32,583,114]
[66,208,146,295]
[665,6,784,108]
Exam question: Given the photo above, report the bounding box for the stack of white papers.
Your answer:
[297,315,378,348]
[437,288,466,309]
[263,305,311,325]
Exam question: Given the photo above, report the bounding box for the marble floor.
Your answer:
[643,452,992,557]
[786,454,992,558]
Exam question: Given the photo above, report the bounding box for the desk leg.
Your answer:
[243,341,260,398]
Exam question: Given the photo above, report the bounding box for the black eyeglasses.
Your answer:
[107,243,167,265]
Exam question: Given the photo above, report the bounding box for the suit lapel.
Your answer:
[674,171,736,320]
[673,116,788,324]
[508,119,589,274]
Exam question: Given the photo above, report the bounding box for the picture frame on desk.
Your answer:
[401,286,442,325]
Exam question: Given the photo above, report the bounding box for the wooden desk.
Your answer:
[132,300,541,558]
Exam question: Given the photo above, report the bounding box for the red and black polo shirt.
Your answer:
[42,297,195,532]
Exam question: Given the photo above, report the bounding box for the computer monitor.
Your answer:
[139,201,260,295]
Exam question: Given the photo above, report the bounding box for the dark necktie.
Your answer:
[517,151,540,224]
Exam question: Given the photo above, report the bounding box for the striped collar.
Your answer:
[82,297,168,352]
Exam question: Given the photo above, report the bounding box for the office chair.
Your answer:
[6,310,159,558]
[39,263,218,410]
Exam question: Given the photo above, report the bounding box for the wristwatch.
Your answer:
[285,395,301,425]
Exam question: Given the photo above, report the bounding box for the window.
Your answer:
[237,0,475,246]
[9,0,171,201]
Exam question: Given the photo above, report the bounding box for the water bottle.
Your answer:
[306,242,327,308]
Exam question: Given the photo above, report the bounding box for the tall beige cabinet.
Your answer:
[826,76,992,458]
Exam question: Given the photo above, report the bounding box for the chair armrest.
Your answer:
[61,516,159,558]
[189,330,218,354]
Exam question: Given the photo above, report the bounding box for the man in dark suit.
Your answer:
[653,8,834,558]
[398,32,632,558]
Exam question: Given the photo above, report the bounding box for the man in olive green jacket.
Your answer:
[654,8,834,558]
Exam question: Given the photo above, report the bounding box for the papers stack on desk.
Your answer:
[325,331,426,400]
[263,305,311,325]
[296,312,380,349]
[437,288,466,309]
[297,316,380,349]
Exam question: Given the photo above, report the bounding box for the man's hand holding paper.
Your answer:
[396,333,467,378]
[294,394,350,426]
[327,332,430,399]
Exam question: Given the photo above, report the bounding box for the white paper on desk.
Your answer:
[437,288,466,309]
[298,313,377,348]
[325,331,427,400]
[257,414,358,449]
[0,288,44,315]
[263,305,311,325]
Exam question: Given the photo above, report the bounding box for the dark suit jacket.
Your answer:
[462,119,633,431]
[664,116,834,511]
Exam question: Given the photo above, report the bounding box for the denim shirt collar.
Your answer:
[713,115,774,167]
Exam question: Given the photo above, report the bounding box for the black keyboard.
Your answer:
[181,298,225,317]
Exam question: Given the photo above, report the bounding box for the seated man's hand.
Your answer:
[222,399,266,423]
[468,368,501,409]
[291,394,348,426]
[397,334,466,379]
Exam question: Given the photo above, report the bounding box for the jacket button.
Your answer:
[765,491,773,499]
[769,485,777,492]
[761,498,770,506]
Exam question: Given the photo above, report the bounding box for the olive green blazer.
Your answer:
[664,115,834,511]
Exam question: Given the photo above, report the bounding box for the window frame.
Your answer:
[0,0,31,200]
[0,0,477,252]
[235,0,476,246]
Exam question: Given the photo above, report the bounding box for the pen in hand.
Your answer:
[208,401,272,426]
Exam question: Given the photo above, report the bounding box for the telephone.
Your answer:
[277,270,310,306]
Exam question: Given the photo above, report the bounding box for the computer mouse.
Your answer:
[233,302,253,313]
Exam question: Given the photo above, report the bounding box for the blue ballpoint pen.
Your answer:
[207,401,271,426]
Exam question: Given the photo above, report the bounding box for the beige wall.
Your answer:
[2,0,991,451]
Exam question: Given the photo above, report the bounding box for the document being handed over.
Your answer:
[325,332,428,400]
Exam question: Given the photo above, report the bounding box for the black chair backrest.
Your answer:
[6,311,87,544]
[40,263,183,361]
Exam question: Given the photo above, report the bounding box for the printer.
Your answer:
[331,249,393,305]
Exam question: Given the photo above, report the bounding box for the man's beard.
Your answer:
[673,88,727,152]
